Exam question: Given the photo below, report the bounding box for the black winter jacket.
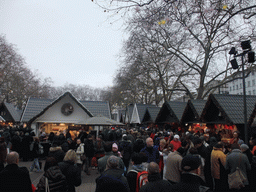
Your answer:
[96,168,130,192]
[37,165,67,192]
[58,161,81,192]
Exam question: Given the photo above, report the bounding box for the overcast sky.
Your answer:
[0,0,126,89]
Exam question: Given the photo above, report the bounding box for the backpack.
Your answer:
[30,141,35,151]
[129,170,148,192]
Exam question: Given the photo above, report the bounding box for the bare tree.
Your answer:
[0,35,53,109]
[98,0,256,100]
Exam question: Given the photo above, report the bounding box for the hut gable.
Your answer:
[155,101,187,124]
[181,100,206,124]
[201,94,256,125]
[21,92,111,123]
[0,102,21,122]
[130,104,156,124]
[142,107,161,124]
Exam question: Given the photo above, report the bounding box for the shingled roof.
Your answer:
[155,101,187,124]
[181,100,207,124]
[201,94,256,125]
[142,107,161,123]
[21,92,111,123]
[0,102,21,122]
[130,104,156,124]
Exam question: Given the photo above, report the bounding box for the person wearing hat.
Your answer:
[225,143,251,191]
[170,155,211,192]
[241,144,253,164]
[96,155,130,192]
[98,141,125,174]
[170,134,181,152]
[119,134,133,172]
[211,142,228,191]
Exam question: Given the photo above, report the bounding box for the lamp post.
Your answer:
[229,40,255,144]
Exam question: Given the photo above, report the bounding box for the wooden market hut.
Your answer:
[21,92,111,136]
[180,100,207,131]
[201,94,256,141]
[130,104,157,127]
[155,101,187,131]
[141,106,161,127]
[0,102,21,127]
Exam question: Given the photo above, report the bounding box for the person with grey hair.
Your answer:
[96,155,130,192]
[0,152,33,192]
[140,162,171,192]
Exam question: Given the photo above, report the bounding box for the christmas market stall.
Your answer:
[130,103,157,127]
[21,92,111,138]
[155,101,187,131]
[141,106,161,128]
[201,94,256,143]
[0,102,21,128]
[180,99,207,133]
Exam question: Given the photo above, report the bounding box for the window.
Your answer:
[253,79,255,86]
[230,87,232,91]
[248,81,251,87]
[233,86,235,91]
[252,71,255,76]
[240,83,242,89]
[236,85,238,90]
[253,90,256,95]
[249,91,251,95]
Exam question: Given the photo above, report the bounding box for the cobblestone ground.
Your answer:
[19,160,97,192]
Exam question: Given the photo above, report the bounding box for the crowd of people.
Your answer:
[0,126,256,191]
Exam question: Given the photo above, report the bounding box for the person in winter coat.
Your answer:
[0,152,33,192]
[140,162,171,192]
[170,155,211,192]
[58,149,81,192]
[165,147,184,184]
[119,134,133,171]
[48,141,65,163]
[98,141,125,174]
[225,143,251,191]
[29,137,41,172]
[140,137,160,164]
[126,152,146,192]
[75,139,84,169]
[240,144,253,164]
[84,134,95,175]
[211,142,228,191]
[250,150,256,190]
[37,157,67,192]
[22,132,33,161]
[0,137,7,172]
[96,155,130,192]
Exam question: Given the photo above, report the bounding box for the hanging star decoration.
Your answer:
[158,20,166,25]
[223,5,228,10]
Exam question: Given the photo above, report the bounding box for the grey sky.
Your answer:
[0,0,125,88]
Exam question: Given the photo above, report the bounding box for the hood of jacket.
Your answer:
[44,166,66,181]
[101,168,123,179]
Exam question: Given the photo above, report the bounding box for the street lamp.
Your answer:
[229,40,255,144]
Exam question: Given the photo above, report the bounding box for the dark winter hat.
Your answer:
[181,155,201,172]
[107,155,119,169]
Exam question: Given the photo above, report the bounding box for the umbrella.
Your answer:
[79,115,124,126]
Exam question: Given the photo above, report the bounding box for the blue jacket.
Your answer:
[140,146,160,163]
